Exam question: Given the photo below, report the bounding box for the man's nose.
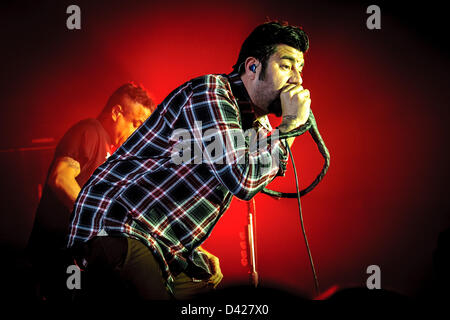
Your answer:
[289,68,302,85]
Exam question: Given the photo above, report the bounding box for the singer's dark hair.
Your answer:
[99,82,155,118]
[233,21,309,79]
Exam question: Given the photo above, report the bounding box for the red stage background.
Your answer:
[0,0,448,299]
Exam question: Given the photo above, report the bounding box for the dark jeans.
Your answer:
[74,236,212,301]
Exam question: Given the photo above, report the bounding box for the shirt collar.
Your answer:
[226,72,272,132]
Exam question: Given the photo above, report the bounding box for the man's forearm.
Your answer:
[48,156,82,211]
[51,176,81,211]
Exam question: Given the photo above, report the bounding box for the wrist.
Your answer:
[280,114,301,130]
[279,114,310,132]
[278,121,299,133]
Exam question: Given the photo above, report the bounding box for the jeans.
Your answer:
[74,236,212,301]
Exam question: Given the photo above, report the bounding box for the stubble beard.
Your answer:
[254,79,282,117]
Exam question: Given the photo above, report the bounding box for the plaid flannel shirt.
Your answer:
[67,72,289,293]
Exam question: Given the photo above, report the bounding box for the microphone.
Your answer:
[262,110,330,198]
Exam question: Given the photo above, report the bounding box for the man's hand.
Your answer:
[198,246,223,288]
[278,84,311,133]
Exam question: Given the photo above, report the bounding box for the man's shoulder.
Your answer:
[69,118,101,130]
[59,118,104,143]
[71,118,102,129]
[65,118,103,135]
[159,74,234,112]
[53,118,106,164]
[189,74,231,92]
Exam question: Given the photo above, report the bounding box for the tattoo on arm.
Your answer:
[279,115,302,132]
[282,115,297,121]
[50,157,81,209]
[62,157,80,171]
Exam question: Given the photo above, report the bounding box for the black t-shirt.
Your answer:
[27,119,111,260]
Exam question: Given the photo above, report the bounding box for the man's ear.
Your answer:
[111,104,123,122]
[244,57,260,80]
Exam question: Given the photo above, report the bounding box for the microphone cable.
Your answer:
[286,142,320,295]
[261,110,330,296]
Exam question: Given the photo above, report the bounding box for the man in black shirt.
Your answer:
[27,82,155,301]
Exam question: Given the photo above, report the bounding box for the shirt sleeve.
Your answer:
[277,138,289,177]
[55,120,100,168]
[181,76,288,201]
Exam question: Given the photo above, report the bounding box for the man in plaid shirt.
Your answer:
[67,21,311,300]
